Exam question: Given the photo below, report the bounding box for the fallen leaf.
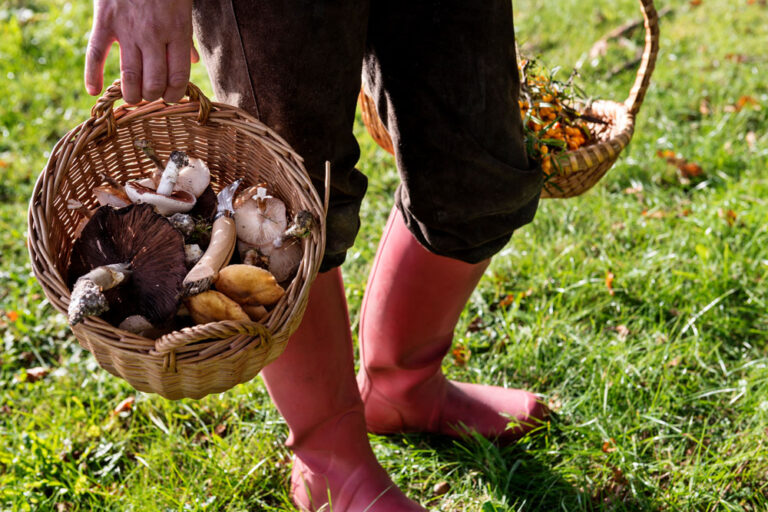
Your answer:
[605,271,615,296]
[725,95,760,112]
[746,131,757,150]
[679,162,703,178]
[656,149,676,160]
[112,396,135,415]
[547,394,563,412]
[433,481,450,496]
[642,209,666,219]
[0,160,7,168]
[467,317,484,333]
[214,423,228,437]
[602,438,617,453]
[7,311,18,322]
[725,53,748,63]
[0,405,11,415]
[690,0,702,5]
[718,208,738,226]
[699,98,711,115]
[452,346,471,366]
[498,294,516,308]
[678,208,693,217]
[26,367,49,383]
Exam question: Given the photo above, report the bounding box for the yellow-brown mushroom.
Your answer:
[185,290,250,324]
[215,264,285,306]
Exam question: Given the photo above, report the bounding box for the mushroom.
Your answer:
[176,158,211,198]
[93,183,131,208]
[238,210,313,282]
[125,151,197,215]
[68,263,131,325]
[185,290,251,324]
[233,184,288,247]
[67,204,188,327]
[215,264,285,306]
[182,180,241,296]
[125,181,196,216]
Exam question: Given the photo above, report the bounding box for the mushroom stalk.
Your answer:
[182,214,236,296]
[156,151,189,196]
[182,180,241,296]
[134,139,165,186]
[68,263,132,325]
[283,210,314,240]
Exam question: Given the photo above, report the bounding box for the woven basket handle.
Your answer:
[90,80,213,138]
[152,320,273,356]
[624,0,660,116]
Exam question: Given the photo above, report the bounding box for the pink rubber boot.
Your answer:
[357,209,548,443]
[260,268,425,511]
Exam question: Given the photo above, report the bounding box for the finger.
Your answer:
[190,40,200,64]
[141,41,168,102]
[119,43,143,105]
[84,24,114,96]
[164,39,191,103]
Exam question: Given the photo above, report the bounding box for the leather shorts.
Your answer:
[193,0,543,270]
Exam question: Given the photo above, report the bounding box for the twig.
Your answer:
[589,6,674,60]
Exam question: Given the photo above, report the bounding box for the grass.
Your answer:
[1,0,767,510]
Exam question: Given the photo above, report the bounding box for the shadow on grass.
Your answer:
[401,415,662,512]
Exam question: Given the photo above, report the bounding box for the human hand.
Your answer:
[85,0,198,105]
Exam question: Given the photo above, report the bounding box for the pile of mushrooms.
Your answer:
[65,140,314,338]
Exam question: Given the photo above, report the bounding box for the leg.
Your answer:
[262,269,424,511]
[193,2,424,508]
[359,0,548,442]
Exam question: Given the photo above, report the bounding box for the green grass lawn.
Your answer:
[2,0,767,510]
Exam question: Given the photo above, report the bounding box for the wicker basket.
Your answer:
[359,0,659,199]
[27,81,327,400]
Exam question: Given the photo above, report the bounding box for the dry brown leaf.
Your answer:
[433,482,450,496]
[679,161,704,178]
[451,346,471,366]
[642,209,666,219]
[214,423,228,437]
[26,367,49,383]
[602,438,617,453]
[112,396,135,415]
[605,271,615,296]
[718,208,738,226]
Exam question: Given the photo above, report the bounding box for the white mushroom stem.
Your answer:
[182,214,237,296]
[156,151,189,196]
[67,263,132,325]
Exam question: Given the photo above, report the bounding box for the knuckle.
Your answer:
[121,70,140,84]
[143,80,166,99]
[86,44,105,63]
[168,72,188,89]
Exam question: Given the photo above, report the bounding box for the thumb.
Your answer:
[190,40,200,64]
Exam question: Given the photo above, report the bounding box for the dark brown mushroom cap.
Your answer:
[189,184,217,222]
[67,204,187,325]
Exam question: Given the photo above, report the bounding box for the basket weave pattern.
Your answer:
[28,82,326,400]
[360,0,659,199]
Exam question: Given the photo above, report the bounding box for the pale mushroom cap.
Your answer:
[125,181,196,216]
[175,158,211,198]
[233,197,287,246]
[266,239,303,282]
[93,185,131,208]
